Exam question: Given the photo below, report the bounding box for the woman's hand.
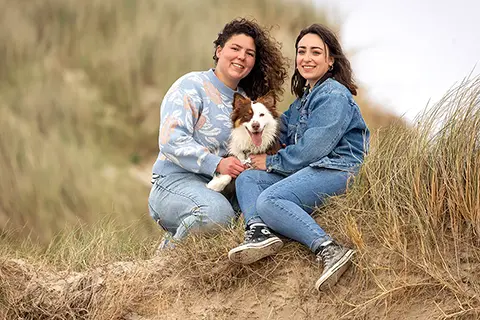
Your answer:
[250,154,267,171]
[216,157,245,178]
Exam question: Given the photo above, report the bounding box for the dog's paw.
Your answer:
[206,180,226,192]
[206,175,231,192]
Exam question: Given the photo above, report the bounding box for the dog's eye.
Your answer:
[259,113,265,117]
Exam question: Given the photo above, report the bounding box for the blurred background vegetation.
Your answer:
[0,0,397,246]
[3,1,480,318]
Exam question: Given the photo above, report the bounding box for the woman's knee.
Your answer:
[204,201,236,225]
[173,196,236,239]
[196,191,237,223]
[255,184,301,223]
[235,170,259,190]
[189,202,236,235]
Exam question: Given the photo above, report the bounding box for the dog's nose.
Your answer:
[252,121,260,131]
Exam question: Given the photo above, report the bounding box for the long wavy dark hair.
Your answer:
[213,18,288,101]
[291,24,357,97]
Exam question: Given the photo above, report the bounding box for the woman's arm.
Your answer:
[278,107,291,146]
[266,91,353,174]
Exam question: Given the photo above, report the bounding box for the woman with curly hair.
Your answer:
[148,18,288,250]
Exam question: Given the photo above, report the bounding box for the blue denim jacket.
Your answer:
[266,78,370,175]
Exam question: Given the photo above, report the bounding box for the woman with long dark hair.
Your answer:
[228,24,370,291]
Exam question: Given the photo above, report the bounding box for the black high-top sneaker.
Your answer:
[315,241,355,291]
[228,224,283,264]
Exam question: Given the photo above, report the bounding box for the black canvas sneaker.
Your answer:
[228,224,283,264]
[315,241,355,291]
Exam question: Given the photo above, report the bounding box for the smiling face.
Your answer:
[296,33,334,88]
[214,33,256,90]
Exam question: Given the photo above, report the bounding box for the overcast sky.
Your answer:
[315,0,480,120]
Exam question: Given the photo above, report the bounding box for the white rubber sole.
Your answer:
[315,249,355,291]
[228,237,283,264]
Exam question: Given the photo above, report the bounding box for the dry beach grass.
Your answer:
[2,77,480,319]
[2,0,477,319]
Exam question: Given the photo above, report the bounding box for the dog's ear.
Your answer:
[257,91,276,109]
[257,91,279,118]
[233,93,251,110]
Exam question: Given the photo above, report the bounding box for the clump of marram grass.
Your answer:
[0,256,166,320]
[0,221,166,320]
[313,76,480,317]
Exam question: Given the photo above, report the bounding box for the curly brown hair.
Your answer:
[291,24,358,97]
[213,18,288,101]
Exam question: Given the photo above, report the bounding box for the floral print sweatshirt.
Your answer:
[152,69,243,178]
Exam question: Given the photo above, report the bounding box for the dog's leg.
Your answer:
[206,174,232,192]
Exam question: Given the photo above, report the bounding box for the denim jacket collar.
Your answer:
[297,72,333,110]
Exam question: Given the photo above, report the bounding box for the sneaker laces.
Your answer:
[243,228,256,242]
[317,244,337,268]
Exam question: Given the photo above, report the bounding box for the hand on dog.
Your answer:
[250,154,267,171]
[216,157,245,178]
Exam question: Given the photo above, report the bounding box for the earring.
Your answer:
[328,64,334,71]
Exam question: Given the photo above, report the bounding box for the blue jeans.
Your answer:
[236,167,352,253]
[148,172,238,240]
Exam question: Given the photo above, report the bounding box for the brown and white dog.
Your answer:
[207,92,280,192]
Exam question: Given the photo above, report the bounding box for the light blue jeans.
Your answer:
[236,167,352,253]
[148,172,238,240]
